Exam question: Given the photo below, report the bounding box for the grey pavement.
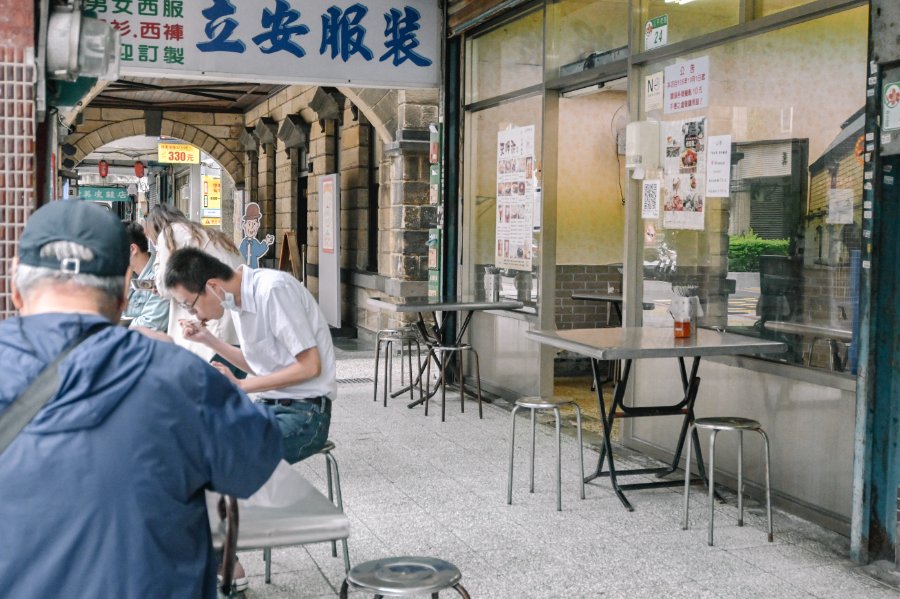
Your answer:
[237,341,898,598]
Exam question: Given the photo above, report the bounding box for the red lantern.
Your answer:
[98,160,109,178]
[134,161,145,178]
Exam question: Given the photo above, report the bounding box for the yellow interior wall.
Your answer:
[555,91,627,265]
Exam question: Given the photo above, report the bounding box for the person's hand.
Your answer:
[180,319,214,345]
[211,362,240,387]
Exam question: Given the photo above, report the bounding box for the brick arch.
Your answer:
[71,119,244,185]
[337,87,398,144]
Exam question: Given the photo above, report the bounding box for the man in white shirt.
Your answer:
[163,247,336,465]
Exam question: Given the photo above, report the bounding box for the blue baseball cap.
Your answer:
[18,201,129,277]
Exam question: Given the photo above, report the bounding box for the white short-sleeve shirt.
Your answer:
[231,267,337,400]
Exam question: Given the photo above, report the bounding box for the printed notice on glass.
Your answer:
[644,15,668,51]
[642,180,660,219]
[645,72,664,112]
[826,188,855,224]
[664,56,709,114]
[495,125,535,271]
[705,135,731,197]
[883,82,900,131]
[662,118,706,230]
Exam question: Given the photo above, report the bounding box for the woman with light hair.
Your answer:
[144,204,243,361]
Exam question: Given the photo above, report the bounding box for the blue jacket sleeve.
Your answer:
[199,367,283,498]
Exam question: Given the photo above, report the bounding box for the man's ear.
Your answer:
[10,257,23,310]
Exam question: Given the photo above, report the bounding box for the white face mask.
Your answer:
[208,284,237,311]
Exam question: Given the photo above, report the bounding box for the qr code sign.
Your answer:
[642,179,660,218]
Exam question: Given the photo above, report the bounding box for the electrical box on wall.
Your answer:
[625,121,661,170]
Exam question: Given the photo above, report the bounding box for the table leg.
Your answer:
[585,357,634,511]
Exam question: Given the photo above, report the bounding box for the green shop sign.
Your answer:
[79,186,131,202]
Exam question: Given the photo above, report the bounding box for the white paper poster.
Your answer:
[495,125,535,271]
[642,179,660,219]
[664,56,709,114]
[644,72,664,112]
[826,188,855,224]
[705,135,732,197]
[663,118,706,230]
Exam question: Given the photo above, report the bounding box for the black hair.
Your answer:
[165,247,235,294]
[125,222,149,253]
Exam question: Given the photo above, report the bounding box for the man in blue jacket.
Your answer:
[0,201,283,598]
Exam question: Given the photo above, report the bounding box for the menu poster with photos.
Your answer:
[663,118,706,230]
[496,125,535,270]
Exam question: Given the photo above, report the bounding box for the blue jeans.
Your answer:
[268,399,331,464]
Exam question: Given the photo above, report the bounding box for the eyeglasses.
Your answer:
[177,293,201,313]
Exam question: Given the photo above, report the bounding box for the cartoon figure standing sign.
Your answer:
[239,202,274,268]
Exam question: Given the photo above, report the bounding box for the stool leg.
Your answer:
[458,349,465,414]
[683,424,694,530]
[339,579,350,599]
[400,338,406,385]
[407,339,415,402]
[554,406,562,512]
[453,584,472,599]
[737,430,744,527]
[264,547,272,584]
[529,408,536,493]
[708,430,719,546]
[425,348,432,416]
[327,452,352,573]
[373,337,382,403]
[325,453,336,556]
[760,429,774,542]
[507,406,520,505]
[383,339,392,407]
[440,349,448,422]
[574,404,585,500]
[471,349,483,419]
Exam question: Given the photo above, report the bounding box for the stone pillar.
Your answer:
[274,145,297,261]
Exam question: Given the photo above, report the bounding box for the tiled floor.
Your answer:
[240,344,898,598]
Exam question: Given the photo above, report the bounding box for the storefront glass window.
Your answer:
[637,6,868,373]
[638,0,741,50]
[465,95,543,312]
[755,0,820,18]
[466,9,544,104]
[546,0,628,81]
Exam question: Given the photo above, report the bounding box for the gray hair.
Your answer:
[14,241,125,303]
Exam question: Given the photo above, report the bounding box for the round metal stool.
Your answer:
[507,396,585,511]
[682,417,773,546]
[374,327,423,407]
[260,440,351,583]
[339,556,471,598]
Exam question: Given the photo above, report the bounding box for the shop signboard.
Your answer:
[495,125,535,271]
[158,142,200,164]
[79,186,131,202]
[92,0,440,89]
[664,56,709,114]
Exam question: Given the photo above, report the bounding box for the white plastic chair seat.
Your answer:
[207,463,350,551]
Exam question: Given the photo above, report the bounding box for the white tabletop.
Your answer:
[527,327,787,360]
[368,295,524,313]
